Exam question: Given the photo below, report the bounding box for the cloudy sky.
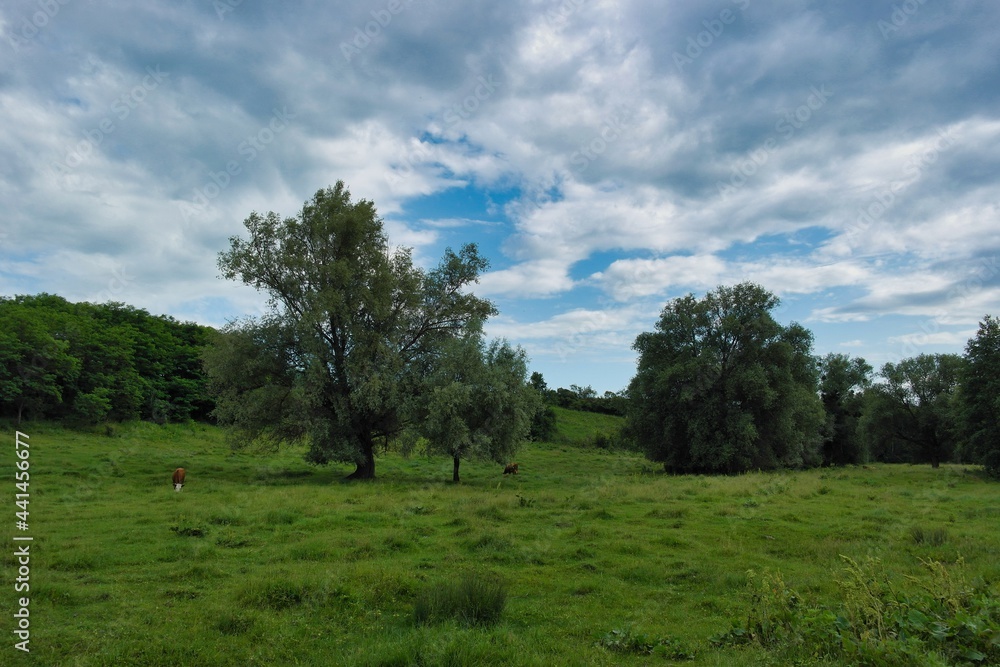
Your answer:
[2,0,998,392]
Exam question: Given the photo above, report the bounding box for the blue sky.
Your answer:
[1,0,998,393]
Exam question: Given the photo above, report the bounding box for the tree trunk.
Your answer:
[346,441,376,480]
[453,456,461,483]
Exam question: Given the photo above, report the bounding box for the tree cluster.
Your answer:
[0,294,214,424]
[204,183,537,480]
[627,283,824,474]
[6,182,997,483]
[626,283,1000,477]
[547,383,627,416]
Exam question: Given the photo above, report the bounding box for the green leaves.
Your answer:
[962,315,1000,477]
[861,353,965,467]
[210,182,498,478]
[627,282,823,473]
[0,295,213,424]
[714,557,1000,665]
[413,332,535,481]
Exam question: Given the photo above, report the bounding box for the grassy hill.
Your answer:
[548,406,625,447]
[4,420,999,665]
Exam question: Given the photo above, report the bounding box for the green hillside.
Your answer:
[548,406,625,447]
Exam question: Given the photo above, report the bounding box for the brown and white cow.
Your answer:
[172,467,186,491]
[503,463,519,475]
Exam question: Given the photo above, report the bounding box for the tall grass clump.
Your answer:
[910,525,949,546]
[413,571,507,627]
[237,576,310,611]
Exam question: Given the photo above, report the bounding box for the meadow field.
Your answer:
[4,410,999,666]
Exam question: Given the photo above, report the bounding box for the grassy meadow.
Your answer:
[4,409,1000,665]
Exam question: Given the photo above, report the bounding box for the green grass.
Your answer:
[3,416,999,665]
[548,406,625,447]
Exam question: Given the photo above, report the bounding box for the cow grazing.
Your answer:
[503,463,519,475]
[172,467,186,491]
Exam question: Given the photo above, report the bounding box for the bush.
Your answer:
[529,405,557,441]
[413,571,507,627]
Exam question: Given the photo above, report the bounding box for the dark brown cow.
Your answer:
[172,467,186,491]
[503,463,519,475]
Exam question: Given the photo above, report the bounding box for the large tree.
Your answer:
[627,283,824,474]
[860,354,965,468]
[819,353,873,465]
[209,182,496,479]
[960,315,1000,477]
[412,330,536,482]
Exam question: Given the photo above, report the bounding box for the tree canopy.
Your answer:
[208,182,496,479]
[960,316,1000,477]
[819,353,873,465]
[411,330,536,482]
[859,354,965,468]
[627,282,824,474]
[0,294,213,424]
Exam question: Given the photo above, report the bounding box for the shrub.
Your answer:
[413,571,507,627]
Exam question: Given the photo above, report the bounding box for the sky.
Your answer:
[1,0,998,393]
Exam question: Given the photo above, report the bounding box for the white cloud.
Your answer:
[1,0,998,391]
[594,254,727,300]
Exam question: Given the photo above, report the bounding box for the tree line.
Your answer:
[203,182,538,480]
[626,283,1000,478]
[531,376,627,417]
[0,294,214,424]
[2,183,997,482]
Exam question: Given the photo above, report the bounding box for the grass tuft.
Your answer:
[910,525,949,546]
[413,571,508,627]
[237,577,309,611]
[216,612,255,636]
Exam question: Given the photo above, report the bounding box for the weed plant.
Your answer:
[713,556,1000,665]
